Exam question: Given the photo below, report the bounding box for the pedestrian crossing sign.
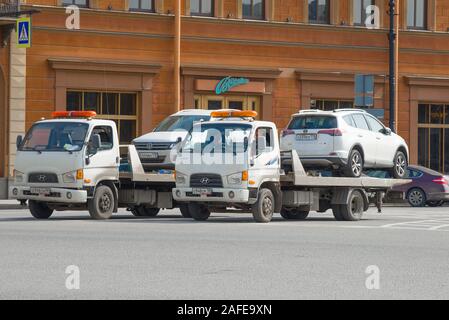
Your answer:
[17,17,31,48]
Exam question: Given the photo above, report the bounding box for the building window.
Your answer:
[67,91,138,144]
[353,0,375,26]
[191,0,214,16]
[311,99,354,111]
[417,104,449,173]
[407,0,427,30]
[308,0,330,24]
[62,0,88,6]
[129,0,155,12]
[242,0,265,20]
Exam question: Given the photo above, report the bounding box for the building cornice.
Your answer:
[48,57,162,74]
[181,64,282,79]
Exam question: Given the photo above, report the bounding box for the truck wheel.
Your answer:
[188,203,211,221]
[179,204,192,218]
[29,201,53,220]
[88,185,114,220]
[331,205,345,221]
[344,149,363,178]
[280,207,309,220]
[339,190,365,221]
[252,188,275,223]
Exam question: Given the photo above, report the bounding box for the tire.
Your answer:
[29,201,53,220]
[252,188,275,223]
[407,188,426,207]
[392,151,408,179]
[339,190,365,221]
[344,149,363,178]
[332,205,345,221]
[179,204,192,218]
[88,185,115,220]
[188,203,211,221]
[427,200,444,207]
[280,208,309,220]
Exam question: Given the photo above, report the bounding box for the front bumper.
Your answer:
[173,187,250,204]
[9,186,88,204]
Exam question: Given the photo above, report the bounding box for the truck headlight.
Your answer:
[175,172,187,185]
[62,171,77,183]
[13,170,24,183]
[227,172,244,185]
[62,169,83,183]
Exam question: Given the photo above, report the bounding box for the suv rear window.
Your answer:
[288,116,337,130]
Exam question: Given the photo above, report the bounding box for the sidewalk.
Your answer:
[0,200,27,210]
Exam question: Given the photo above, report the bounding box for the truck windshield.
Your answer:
[154,115,211,132]
[183,123,252,154]
[289,116,337,130]
[20,122,89,152]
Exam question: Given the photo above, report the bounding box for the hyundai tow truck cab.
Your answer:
[173,110,283,222]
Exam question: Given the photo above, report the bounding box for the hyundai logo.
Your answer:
[200,177,210,185]
[38,175,46,182]
[303,129,308,133]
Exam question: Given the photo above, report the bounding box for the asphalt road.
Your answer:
[0,206,448,300]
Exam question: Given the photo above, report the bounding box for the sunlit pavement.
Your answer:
[1,206,448,300]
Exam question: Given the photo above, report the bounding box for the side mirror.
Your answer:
[90,134,101,154]
[16,135,23,150]
[176,137,182,144]
[384,128,392,135]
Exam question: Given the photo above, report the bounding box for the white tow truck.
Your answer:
[9,111,183,220]
[173,110,408,223]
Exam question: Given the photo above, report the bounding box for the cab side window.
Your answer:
[352,114,370,131]
[255,127,274,155]
[364,115,385,133]
[90,126,113,151]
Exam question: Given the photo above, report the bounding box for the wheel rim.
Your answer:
[409,190,423,206]
[262,196,273,217]
[99,193,112,213]
[350,195,363,216]
[351,153,362,176]
[395,154,406,177]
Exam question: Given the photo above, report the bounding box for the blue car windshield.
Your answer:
[154,115,211,132]
[20,122,89,152]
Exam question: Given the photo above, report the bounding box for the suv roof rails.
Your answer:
[298,109,321,113]
[333,108,367,113]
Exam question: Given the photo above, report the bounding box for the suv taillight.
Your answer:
[282,129,295,137]
[318,129,344,136]
[432,177,448,185]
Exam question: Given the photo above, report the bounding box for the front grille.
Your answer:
[190,174,223,188]
[140,156,166,164]
[28,173,58,183]
[135,143,172,151]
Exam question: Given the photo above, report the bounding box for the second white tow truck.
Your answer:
[173,110,409,223]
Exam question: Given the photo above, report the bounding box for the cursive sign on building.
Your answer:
[215,76,250,95]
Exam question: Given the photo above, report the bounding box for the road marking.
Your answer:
[380,219,449,231]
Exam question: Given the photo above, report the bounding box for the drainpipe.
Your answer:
[395,0,400,133]
[388,0,397,132]
[174,0,181,112]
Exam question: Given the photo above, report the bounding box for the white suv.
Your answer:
[133,109,212,171]
[280,109,409,178]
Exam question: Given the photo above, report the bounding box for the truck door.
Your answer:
[251,126,280,181]
[85,125,119,181]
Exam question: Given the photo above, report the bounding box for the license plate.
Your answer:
[192,188,213,196]
[30,187,51,196]
[296,134,317,141]
[139,152,158,159]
